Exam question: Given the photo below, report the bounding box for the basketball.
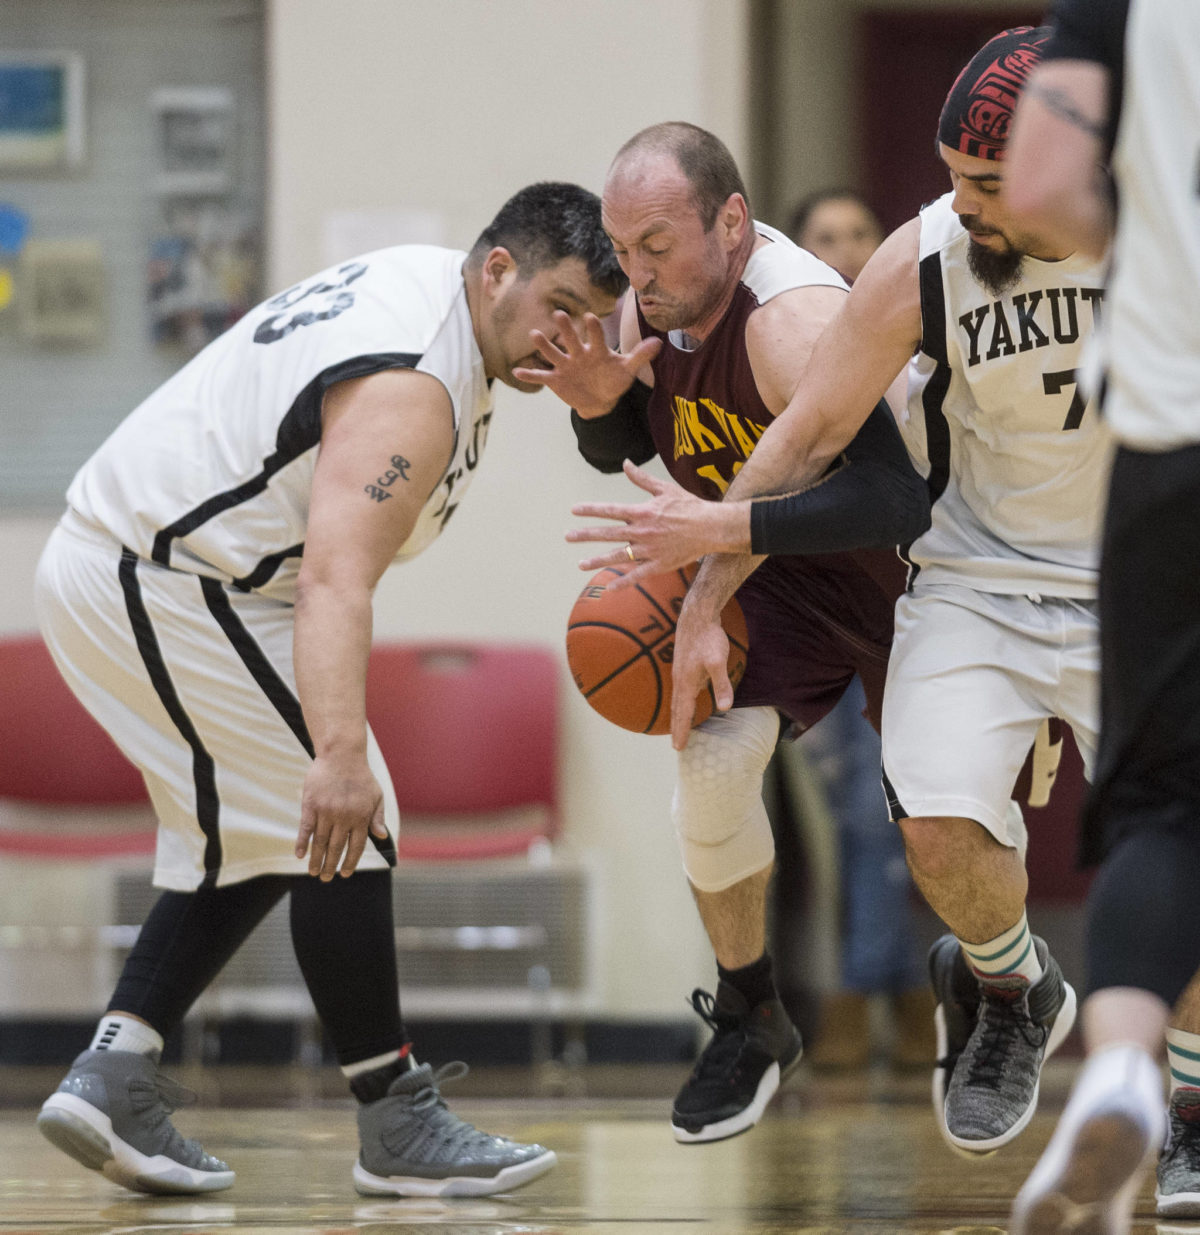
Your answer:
[565,564,749,735]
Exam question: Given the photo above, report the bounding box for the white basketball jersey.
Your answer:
[68,246,492,602]
[903,192,1112,597]
[1102,0,1200,449]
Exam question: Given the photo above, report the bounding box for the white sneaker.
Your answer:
[1011,1043,1164,1235]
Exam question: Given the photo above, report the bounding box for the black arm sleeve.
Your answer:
[569,380,658,473]
[749,399,931,557]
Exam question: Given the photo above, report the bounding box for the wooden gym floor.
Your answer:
[0,1059,1175,1234]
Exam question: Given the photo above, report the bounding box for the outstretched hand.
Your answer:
[511,311,660,415]
[568,459,736,589]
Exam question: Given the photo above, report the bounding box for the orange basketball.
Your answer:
[565,564,749,735]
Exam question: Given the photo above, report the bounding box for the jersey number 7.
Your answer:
[1043,369,1088,431]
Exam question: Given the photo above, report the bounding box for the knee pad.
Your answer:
[672,706,779,892]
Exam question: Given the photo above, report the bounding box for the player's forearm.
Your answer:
[686,499,754,555]
[680,551,764,625]
[725,401,848,504]
[293,578,373,759]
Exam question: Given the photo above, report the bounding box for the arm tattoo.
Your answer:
[363,454,412,503]
[1028,81,1107,140]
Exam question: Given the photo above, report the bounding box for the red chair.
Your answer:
[365,641,581,1071]
[0,635,154,859]
[366,641,561,861]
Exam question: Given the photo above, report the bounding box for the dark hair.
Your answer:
[613,122,750,230]
[468,181,626,298]
[786,188,882,245]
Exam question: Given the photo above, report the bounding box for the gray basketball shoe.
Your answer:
[354,1061,557,1197]
[941,935,1077,1155]
[928,933,983,1156]
[37,1048,234,1194]
[1157,1089,1200,1217]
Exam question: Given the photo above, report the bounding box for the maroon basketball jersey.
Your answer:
[636,227,905,733]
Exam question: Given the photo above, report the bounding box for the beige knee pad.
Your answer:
[672,706,780,892]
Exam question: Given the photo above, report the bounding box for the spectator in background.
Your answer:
[788,189,884,284]
[783,188,933,1071]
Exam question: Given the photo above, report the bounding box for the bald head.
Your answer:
[607,122,750,231]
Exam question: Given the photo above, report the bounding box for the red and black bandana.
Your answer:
[938,26,1052,161]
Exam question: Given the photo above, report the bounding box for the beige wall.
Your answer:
[266,0,753,1018]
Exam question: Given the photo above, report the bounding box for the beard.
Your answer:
[963,224,1026,298]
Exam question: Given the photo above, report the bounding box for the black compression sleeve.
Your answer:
[570,380,657,473]
[748,400,931,556]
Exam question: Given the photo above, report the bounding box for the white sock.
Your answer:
[90,1014,165,1056]
[1166,1027,1200,1098]
[340,1046,414,1080]
[958,912,1043,989]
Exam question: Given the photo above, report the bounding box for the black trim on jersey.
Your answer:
[118,548,223,886]
[881,764,909,825]
[917,253,953,508]
[231,543,305,593]
[199,577,398,868]
[151,352,423,568]
[908,251,955,590]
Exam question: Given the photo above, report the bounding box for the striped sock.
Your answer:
[957,913,1043,991]
[90,1014,165,1057]
[1167,1027,1200,1097]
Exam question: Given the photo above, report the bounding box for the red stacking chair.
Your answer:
[0,634,154,859]
[366,641,561,861]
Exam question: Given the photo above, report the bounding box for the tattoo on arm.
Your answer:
[363,454,412,503]
[1029,82,1107,140]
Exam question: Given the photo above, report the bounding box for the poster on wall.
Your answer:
[146,85,259,354]
[148,199,258,352]
[151,86,232,195]
[0,52,86,170]
[18,237,105,345]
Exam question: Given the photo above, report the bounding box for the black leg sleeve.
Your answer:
[108,875,291,1036]
[288,870,407,1067]
[1086,824,1200,1005]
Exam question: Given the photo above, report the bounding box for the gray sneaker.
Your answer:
[942,936,1077,1155]
[354,1061,557,1197]
[37,1048,234,1194]
[1157,1089,1200,1217]
[928,934,982,1156]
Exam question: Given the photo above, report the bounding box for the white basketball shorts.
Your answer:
[881,583,1099,848]
[34,512,399,891]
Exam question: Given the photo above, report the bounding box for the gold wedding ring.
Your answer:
[623,543,636,563]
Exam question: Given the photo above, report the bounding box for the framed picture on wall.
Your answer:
[18,237,105,345]
[151,86,234,195]
[0,51,86,171]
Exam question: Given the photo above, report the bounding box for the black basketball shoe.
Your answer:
[671,981,802,1144]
